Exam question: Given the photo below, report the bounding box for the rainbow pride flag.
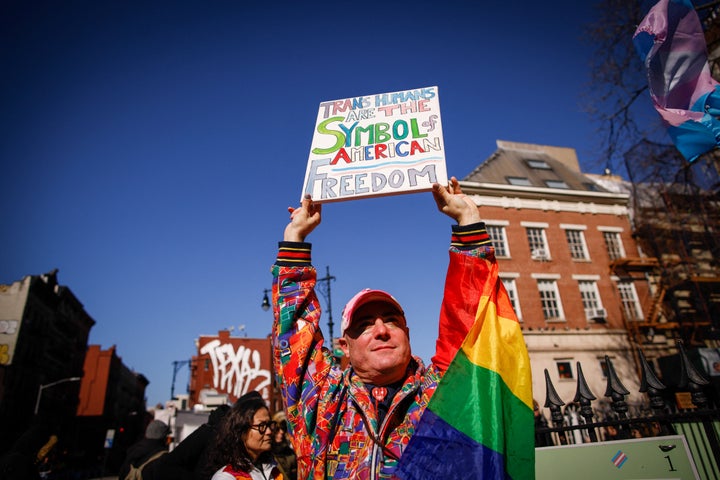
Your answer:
[396,258,535,479]
[633,0,720,162]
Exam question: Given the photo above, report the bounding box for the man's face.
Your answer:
[338,300,411,385]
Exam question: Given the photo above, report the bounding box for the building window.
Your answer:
[545,180,570,189]
[599,357,616,378]
[526,227,550,260]
[578,281,601,309]
[617,281,643,321]
[557,361,574,379]
[565,229,589,260]
[526,159,551,169]
[501,277,522,321]
[600,358,608,377]
[507,176,532,186]
[487,225,509,257]
[578,280,606,321]
[603,231,626,260]
[537,279,564,321]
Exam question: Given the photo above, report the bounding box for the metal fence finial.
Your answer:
[638,348,666,410]
[574,362,598,442]
[637,348,674,436]
[676,340,710,408]
[543,368,565,409]
[543,369,567,445]
[573,362,597,404]
[603,355,630,420]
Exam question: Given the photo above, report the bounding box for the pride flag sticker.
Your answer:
[612,450,629,469]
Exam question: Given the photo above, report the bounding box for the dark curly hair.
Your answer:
[207,392,273,473]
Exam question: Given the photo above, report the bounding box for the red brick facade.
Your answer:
[189,331,280,412]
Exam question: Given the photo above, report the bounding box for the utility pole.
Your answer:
[171,360,191,400]
[316,266,336,341]
[262,266,337,341]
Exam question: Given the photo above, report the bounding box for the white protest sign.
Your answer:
[302,86,447,203]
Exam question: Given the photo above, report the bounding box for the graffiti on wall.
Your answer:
[0,320,19,365]
[199,339,271,398]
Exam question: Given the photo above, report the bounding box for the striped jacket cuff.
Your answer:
[451,222,490,250]
[276,241,312,266]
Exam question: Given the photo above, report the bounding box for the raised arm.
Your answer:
[431,176,496,371]
[284,194,322,242]
[432,176,481,226]
[273,194,335,461]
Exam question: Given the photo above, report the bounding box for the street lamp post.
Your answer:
[261,289,271,311]
[261,266,337,340]
[34,377,82,415]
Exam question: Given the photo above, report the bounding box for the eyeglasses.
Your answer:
[250,421,278,434]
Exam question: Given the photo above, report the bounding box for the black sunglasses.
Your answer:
[250,421,278,434]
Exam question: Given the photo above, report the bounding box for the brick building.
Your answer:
[460,140,658,408]
[0,270,150,474]
[75,345,150,472]
[0,269,93,452]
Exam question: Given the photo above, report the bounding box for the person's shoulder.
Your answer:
[122,441,146,462]
[270,465,285,480]
[211,464,250,479]
[168,424,213,454]
[262,462,283,480]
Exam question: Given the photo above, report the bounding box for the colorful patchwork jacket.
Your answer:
[271,223,493,479]
[211,463,283,480]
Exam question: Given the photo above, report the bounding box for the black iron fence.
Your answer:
[535,341,720,479]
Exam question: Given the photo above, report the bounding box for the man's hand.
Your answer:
[284,195,322,242]
[432,177,481,226]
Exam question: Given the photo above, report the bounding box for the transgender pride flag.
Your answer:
[633,0,720,162]
[395,257,535,479]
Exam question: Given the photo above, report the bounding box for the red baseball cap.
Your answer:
[340,289,404,336]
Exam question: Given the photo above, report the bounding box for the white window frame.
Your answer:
[598,227,626,260]
[500,274,522,321]
[545,179,570,189]
[536,278,565,321]
[578,280,602,309]
[617,281,643,321]
[507,176,532,186]
[522,222,550,260]
[575,277,606,321]
[486,223,510,258]
[526,159,552,170]
[563,228,590,260]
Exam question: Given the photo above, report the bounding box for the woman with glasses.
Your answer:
[208,391,283,480]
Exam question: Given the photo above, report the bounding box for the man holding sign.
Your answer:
[269,175,533,479]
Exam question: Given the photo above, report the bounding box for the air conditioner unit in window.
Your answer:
[531,248,548,261]
[585,308,607,321]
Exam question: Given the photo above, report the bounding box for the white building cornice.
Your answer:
[460,180,630,201]
[468,193,629,216]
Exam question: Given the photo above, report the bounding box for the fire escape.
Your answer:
[616,142,720,350]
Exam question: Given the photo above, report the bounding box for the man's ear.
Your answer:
[338,337,350,357]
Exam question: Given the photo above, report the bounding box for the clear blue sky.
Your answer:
[2,0,609,406]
